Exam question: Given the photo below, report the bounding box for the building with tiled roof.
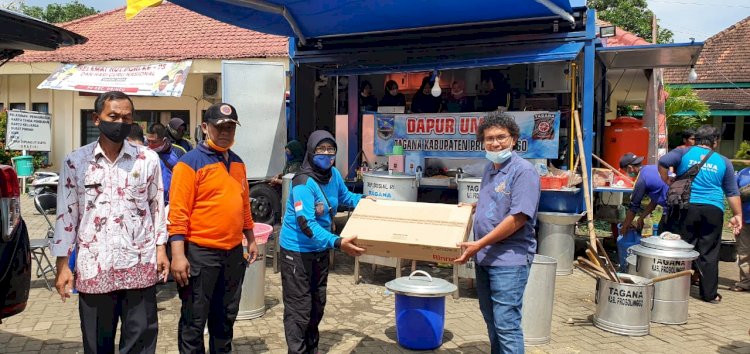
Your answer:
[0,2,289,166]
[665,16,750,156]
[596,19,651,48]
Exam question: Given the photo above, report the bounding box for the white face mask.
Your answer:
[486,147,513,164]
[389,89,398,96]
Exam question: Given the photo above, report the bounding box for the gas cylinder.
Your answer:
[603,117,649,172]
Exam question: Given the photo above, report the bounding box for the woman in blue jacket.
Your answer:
[280,130,366,354]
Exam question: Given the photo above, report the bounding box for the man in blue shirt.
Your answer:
[619,153,670,235]
[455,111,540,353]
[732,167,750,292]
[167,117,193,152]
[146,122,186,205]
[658,125,742,303]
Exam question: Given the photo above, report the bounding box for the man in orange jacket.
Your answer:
[169,102,258,353]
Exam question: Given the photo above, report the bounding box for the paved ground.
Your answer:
[3,194,750,353]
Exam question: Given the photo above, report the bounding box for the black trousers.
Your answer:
[676,204,724,301]
[78,286,158,354]
[280,247,330,354]
[178,243,246,354]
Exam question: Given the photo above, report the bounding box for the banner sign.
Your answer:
[374,111,560,171]
[6,110,52,151]
[38,60,192,97]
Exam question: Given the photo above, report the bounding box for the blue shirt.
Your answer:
[737,167,750,224]
[629,165,668,213]
[158,144,186,205]
[280,168,363,253]
[658,146,739,211]
[473,152,540,267]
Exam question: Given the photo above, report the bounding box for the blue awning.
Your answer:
[170,0,584,42]
[316,41,585,76]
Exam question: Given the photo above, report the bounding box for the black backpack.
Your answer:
[666,149,714,210]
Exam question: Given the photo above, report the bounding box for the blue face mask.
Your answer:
[286,152,294,161]
[313,154,335,170]
[486,147,512,164]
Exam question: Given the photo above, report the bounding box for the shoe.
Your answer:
[729,286,748,292]
[708,294,722,304]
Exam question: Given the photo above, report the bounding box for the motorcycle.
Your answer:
[29,171,58,196]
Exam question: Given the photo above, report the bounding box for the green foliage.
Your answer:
[736,141,750,160]
[588,0,674,44]
[665,86,710,148]
[19,0,97,23]
[0,111,51,169]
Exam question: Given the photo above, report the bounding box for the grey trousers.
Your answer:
[736,225,750,290]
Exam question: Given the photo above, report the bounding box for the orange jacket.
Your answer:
[168,144,253,250]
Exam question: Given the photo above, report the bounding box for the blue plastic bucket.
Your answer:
[385,270,456,351]
[11,156,33,177]
[395,294,445,350]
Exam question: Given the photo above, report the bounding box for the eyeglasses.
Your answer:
[483,134,511,144]
[314,147,337,154]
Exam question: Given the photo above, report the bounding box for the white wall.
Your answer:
[0,58,289,170]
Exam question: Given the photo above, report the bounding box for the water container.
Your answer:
[603,117,649,172]
[617,224,641,272]
[11,156,34,177]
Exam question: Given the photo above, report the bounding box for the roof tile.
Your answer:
[14,2,288,62]
[665,16,750,84]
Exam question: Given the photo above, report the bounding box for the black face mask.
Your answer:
[98,120,131,144]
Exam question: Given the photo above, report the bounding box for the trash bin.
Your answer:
[521,254,557,345]
[385,270,457,351]
[237,223,274,320]
[11,156,33,177]
[537,212,585,275]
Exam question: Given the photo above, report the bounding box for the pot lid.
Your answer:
[363,171,416,180]
[640,233,695,252]
[456,177,482,183]
[630,233,699,260]
[385,270,457,297]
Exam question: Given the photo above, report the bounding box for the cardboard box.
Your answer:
[340,199,473,263]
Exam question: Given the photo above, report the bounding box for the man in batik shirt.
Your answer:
[52,91,169,354]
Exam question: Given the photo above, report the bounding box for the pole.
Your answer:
[569,63,576,170]
[573,111,596,249]
[652,14,658,44]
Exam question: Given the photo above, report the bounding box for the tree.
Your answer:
[589,0,674,44]
[664,86,710,147]
[18,1,97,24]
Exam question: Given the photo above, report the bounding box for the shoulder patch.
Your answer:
[294,200,303,212]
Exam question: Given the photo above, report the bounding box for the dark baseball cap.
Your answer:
[619,152,644,168]
[203,102,241,126]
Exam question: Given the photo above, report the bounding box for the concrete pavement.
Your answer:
[4,194,750,353]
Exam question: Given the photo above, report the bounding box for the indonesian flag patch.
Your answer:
[294,201,303,212]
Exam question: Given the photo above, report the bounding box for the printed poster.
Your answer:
[38,60,192,97]
[6,110,52,151]
[374,111,560,173]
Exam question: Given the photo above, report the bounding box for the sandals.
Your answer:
[730,286,748,292]
[708,294,722,304]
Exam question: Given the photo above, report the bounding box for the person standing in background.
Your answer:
[732,166,750,292]
[658,125,742,303]
[167,117,193,152]
[380,80,406,107]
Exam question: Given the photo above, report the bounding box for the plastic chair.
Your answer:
[32,193,57,290]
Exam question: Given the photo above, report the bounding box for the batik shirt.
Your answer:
[51,140,168,294]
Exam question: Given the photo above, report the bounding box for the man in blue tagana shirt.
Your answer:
[455,110,540,353]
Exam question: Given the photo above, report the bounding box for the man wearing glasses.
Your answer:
[168,102,258,353]
[52,91,169,353]
[454,111,541,353]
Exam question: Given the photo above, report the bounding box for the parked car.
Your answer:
[0,8,86,322]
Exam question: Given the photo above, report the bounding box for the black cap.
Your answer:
[619,152,644,168]
[203,102,241,126]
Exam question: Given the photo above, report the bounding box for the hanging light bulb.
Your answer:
[687,66,698,83]
[431,71,442,97]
